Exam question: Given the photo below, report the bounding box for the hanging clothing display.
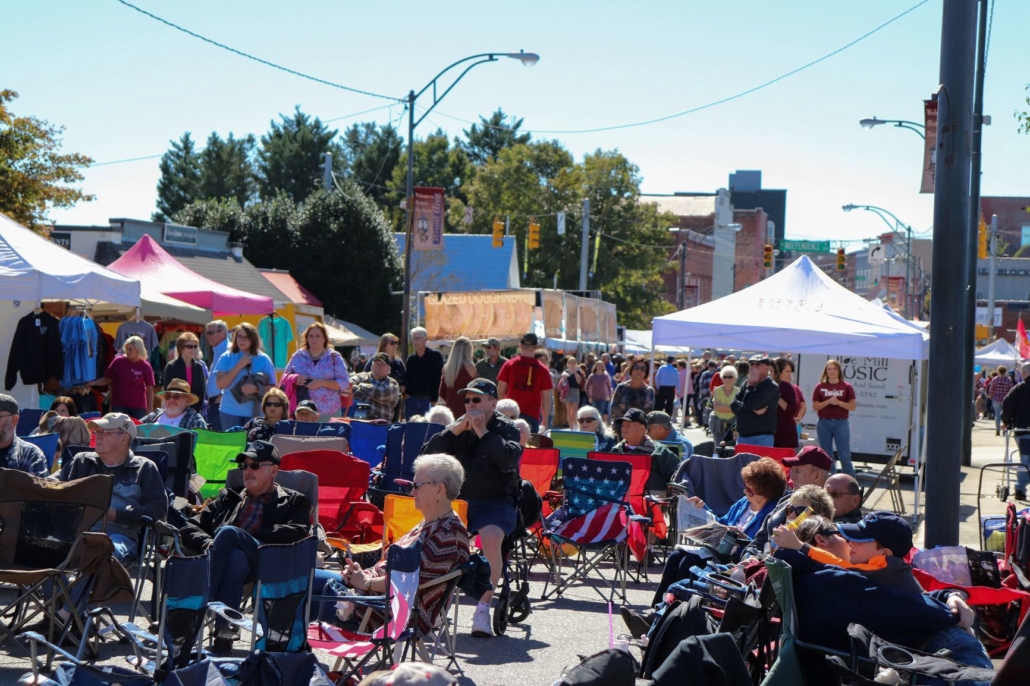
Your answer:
[5,311,64,390]
[258,315,295,369]
[114,319,159,352]
[59,312,101,387]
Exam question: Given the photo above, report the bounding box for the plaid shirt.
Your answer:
[989,374,1015,403]
[351,372,401,421]
[233,487,278,534]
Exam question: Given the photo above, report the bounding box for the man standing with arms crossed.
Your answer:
[496,333,552,433]
[203,320,229,431]
[404,326,444,419]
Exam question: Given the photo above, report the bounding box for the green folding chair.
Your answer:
[192,429,247,499]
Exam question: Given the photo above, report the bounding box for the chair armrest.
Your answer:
[19,631,90,670]
[418,568,462,591]
[628,514,652,526]
[667,483,689,496]
[207,602,263,639]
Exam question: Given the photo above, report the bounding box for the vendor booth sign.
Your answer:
[423,290,535,341]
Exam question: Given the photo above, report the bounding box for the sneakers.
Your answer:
[620,606,654,639]
[470,607,493,637]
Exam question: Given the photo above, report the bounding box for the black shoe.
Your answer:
[210,636,234,657]
[620,606,654,639]
[1016,490,1027,501]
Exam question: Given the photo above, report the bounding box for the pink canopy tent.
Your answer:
[108,235,274,315]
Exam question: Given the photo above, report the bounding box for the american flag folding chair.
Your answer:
[540,457,633,604]
[307,539,421,681]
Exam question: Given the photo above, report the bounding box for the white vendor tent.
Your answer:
[652,255,929,360]
[1,213,142,407]
[324,315,379,347]
[975,338,1022,368]
[623,329,692,355]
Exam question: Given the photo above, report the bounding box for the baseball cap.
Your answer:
[296,399,319,414]
[0,393,18,416]
[748,354,773,366]
[359,663,457,686]
[485,337,501,347]
[646,411,673,428]
[520,332,539,346]
[614,408,648,426]
[372,352,391,365]
[782,445,833,471]
[87,413,138,439]
[837,511,913,557]
[457,378,498,398]
[235,440,281,465]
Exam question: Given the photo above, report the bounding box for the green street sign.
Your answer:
[779,239,831,253]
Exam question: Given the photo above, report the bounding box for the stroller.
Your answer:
[491,479,542,636]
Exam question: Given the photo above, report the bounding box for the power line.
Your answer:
[115,0,401,102]
[430,0,931,136]
[91,154,164,167]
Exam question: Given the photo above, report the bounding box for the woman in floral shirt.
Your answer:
[283,322,351,417]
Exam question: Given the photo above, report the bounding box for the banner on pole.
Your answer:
[412,187,445,251]
[921,99,937,194]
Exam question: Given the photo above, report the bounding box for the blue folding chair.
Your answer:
[348,421,390,468]
[273,419,351,440]
[371,423,445,496]
[20,433,60,470]
[78,411,101,421]
[16,408,45,438]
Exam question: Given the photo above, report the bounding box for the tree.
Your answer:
[460,108,531,166]
[0,89,93,233]
[154,133,202,222]
[172,195,248,243]
[199,132,255,206]
[385,129,470,230]
[1018,84,1030,135]
[341,121,402,207]
[256,107,342,202]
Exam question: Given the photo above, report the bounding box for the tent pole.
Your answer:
[912,359,923,522]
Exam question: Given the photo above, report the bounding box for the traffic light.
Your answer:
[978,215,987,259]
[528,217,541,250]
[492,216,504,248]
[836,247,846,271]
[763,244,773,269]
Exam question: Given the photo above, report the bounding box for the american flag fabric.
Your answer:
[546,458,631,544]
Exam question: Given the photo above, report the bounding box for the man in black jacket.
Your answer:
[730,356,779,447]
[1001,362,1030,500]
[179,440,309,654]
[424,378,522,637]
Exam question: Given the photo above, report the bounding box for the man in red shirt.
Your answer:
[496,333,553,433]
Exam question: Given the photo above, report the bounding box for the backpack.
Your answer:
[558,648,636,686]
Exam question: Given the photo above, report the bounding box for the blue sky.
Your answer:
[5,0,1028,247]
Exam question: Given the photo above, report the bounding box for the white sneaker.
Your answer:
[470,607,492,637]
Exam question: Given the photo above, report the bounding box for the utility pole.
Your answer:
[676,242,687,310]
[323,152,333,192]
[579,199,590,291]
[987,214,998,339]
[925,0,978,548]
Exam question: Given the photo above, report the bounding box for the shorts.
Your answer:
[466,499,518,536]
[565,388,580,404]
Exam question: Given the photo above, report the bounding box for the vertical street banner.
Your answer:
[887,276,907,313]
[412,186,445,251]
[921,99,937,194]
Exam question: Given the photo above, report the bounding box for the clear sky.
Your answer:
[5,0,1028,248]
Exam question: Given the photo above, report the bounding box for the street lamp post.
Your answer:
[399,50,539,357]
[858,117,926,139]
[843,204,915,319]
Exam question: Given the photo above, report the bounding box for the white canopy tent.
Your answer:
[623,329,692,355]
[0,213,141,406]
[653,255,930,519]
[975,338,1022,368]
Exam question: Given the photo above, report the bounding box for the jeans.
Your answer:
[312,569,346,623]
[993,399,1005,433]
[709,415,733,443]
[108,531,136,564]
[209,526,260,620]
[591,399,611,418]
[917,626,993,686]
[113,406,147,420]
[219,413,251,432]
[738,433,774,448]
[520,413,540,434]
[405,396,431,419]
[817,418,854,476]
[206,402,222,432]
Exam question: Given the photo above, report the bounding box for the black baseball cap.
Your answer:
[748,354,773,366]
[296,399,319,414]
[235,440,281,465]
[457,378,498,398]
[614,408,648,426]
[520,332,539,346]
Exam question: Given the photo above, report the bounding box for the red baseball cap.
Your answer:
[782,445,833,471]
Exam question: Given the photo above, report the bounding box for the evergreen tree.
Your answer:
[341,121,402,207]
[460,108,531,166]
[256,107,342,202]
[154,133,201,222]
[385,129,470,230]
[199,132,255,206]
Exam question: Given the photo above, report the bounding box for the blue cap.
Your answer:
[837,511,913,556]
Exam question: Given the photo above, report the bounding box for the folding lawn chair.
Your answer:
[734,444,794,477]
[274,419,351,439]
[0,469,116,663]
[161,653,334,686]
[192,428,247,500]
[280,450,380,542]
[589,451,664,573]
[20,432,60,471]
[270,434,351,459]
[209,536,319,654]
[548,430,598,475]
[347,421,391,468]
[134,431,196,499]
[411,559,473,672]
[308,538,421,680]
[540,457,632,604]
[369,423,445,504]
[224,468,320,526]
[521,447,560,520]
[16,408,46,438]
[676,452,761,517]
[135,424,196,441]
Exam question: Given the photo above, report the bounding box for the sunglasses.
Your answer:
[578,417,598,424]
[387,340,399,346]
[241,461,273,471]
[632,365,647,371]
[463,396,483,405]
[264,402,284,408]
[204,330,218,336]
[785,505,809,517]
[182,344,198,349]
[818,529,841,539]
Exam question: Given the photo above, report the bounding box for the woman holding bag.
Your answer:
[283,322,350,418]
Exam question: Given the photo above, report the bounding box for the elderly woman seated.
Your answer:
[312,453,470,637]
[576,405,616,451]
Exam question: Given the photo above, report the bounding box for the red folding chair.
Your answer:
[589,451,663,566]
[280,450,382,543]
[520,447,560,518]
[736,444,795,477]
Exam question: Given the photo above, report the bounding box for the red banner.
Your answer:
[411,187,445,251]
[1018,318,1030,359]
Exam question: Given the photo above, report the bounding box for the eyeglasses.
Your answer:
[578,417,598,424]
[236,333,250,340]
[242,461,272,471]
[785,505,809,517]
[182,344,198,349]
[463,396,483,404]
[0,413,13,420]
[264,402,284,408]
[92,429,126,438]
[632,365,647,371]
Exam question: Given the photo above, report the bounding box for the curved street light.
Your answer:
[842,203,917,319]
[858,117,926,139]
[400,51,539,356]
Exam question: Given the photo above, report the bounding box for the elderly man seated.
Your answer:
[645,411,693,458]
[294,399,320,422]
[824,473,864,523]
[0,394,48,477]
[351,353,401,421]
[612,408,680,494]
[140,379,208,430]
[58,413,168,562]
[177,440,310,655]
